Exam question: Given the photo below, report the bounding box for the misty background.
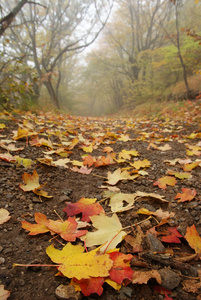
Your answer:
[0,0,201,116]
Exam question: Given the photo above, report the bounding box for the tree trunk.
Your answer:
[44,81,60,109]
[175,2,191,99]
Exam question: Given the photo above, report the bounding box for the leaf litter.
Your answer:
[0,107,201,299]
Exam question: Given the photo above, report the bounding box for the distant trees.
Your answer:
[72,0,201,115]
[0,0,113,109]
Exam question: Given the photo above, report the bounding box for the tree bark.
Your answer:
[0,0,28,36]
[175,1,191,98]
[44,81,60,109]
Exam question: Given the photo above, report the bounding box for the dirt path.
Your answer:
[0,108,201,300]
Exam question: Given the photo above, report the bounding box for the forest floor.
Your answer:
[0,100,201,300]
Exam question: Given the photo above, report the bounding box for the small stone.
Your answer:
[147,233,165,252]
[3,248,13,254]
[59,195,70,203]
[63,189,73,196]
[158,268,181,290]
[0,257,5,264]
[18,279,25,286]
[55,285,82,300]
[0,246,3,252]
[140,220,151,229]
[32,196,43,203]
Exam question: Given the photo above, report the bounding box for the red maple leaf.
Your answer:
[72,277,105,296]
[63,197,105,222]
[108,251,133,284]
[159,227,183,243]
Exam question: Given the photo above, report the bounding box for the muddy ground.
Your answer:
[0,108,201,300]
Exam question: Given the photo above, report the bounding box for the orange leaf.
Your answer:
[82,155,95,167]
[132,270,161,284]
[103,146,114,153]
[46,217,87,241]
[185,224,201,254]
[19,170,42,192]
[21,212,49,235]
[153,176,177,189]
[175,188,196,203]
[63,198,105,222]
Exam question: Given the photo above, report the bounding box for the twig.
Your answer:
[93,174,107,180]
[54,209,63,222]
[122,216,152,231]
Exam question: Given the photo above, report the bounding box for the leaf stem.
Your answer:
[122,216,152,230]
[93,174,107,180]
[54,209,63,222]
[13,263,60,267]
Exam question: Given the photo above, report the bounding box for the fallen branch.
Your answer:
[140,251,198,277]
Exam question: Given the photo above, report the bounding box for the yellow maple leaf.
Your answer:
[107,168,138,185]
[118,150,139,160]
[81,214,126,253]
[185,225,201,254]
[130,159,151,170]
[109,193,135,212]
[46,243,113,280]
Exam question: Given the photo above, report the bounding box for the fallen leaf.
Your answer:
[159,227,183,243]
[185,224,201,254]
[63,197,105,222]
[0,152,16,163]
[0,285,11,300]
[0,142,24,152]
[12,127,37,140]
[157,144,172,151]
[19,170,42,192]
[108,251,133,284]
[132,270,161,284]
[81,144,93,153]
[70,166,92,174]
[130,159,151,170]
[82,155,95,167]
[118,150,139,160]
[15,156,32,168]
[167,169,191,180]
[53,158,70,168]
[183,161,201,171]
[175,188,196,203]
[124,226,144,253]
[21,212,49,235]
[109,192,136,212]
[0,208,11,225]
[182,279,201,293]
[103,146,114,153]
[153,176,177,190]
[107,168,138,185]
[46,243,113,280]
[81,214,126,252]
[133,191,168,202]
[46,217,87,241]
[71,277,105,296]
[33,189,53,198]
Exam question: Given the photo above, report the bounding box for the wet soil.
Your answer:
[0,110,201,300]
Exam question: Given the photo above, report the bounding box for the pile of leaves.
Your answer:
[0,104,201,299]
